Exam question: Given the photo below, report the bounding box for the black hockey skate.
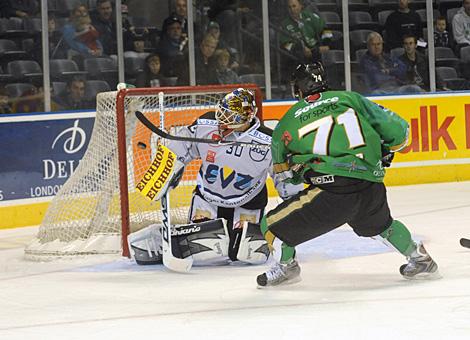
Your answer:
[257,259,301,287]
[399,243,439,279]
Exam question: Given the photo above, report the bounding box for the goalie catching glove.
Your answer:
[136,144,185,202]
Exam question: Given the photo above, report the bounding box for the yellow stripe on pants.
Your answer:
[266,187,322,226]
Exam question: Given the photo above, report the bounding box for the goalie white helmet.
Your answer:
[215,88,257,129]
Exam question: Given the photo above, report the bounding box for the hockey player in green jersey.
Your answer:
[256,62,439,287]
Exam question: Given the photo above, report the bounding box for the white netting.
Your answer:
[25,86,260,259]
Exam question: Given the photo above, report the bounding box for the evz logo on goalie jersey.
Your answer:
[204,164,253,190]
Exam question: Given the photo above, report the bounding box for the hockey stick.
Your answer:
[135,111,271,149]
[460,238,470,249]
[160,191,193,272]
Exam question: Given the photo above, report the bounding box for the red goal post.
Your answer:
[24,84,263,260]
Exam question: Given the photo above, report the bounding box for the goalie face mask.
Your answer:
[216,88,257,130]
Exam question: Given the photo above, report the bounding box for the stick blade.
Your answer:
[460,238,470,249]
[162,249,193,273]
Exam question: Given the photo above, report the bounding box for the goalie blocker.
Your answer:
[128,218,270,266]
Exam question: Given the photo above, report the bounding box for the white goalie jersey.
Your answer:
[167,111,296,207]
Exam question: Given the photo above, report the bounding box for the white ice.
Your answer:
[0,181,469,340]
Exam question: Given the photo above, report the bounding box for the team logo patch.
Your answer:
[206,150,216,163]
[306,93,320,102]
[249,142,268,162]
[211,133,222,141]
[281,131,292,146]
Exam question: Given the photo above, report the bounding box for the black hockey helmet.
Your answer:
[290,62,328,99]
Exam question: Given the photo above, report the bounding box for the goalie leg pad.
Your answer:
[127,224,163,265]
[236,222,270,264]
[226,207,265,262]
[173,218,230,264]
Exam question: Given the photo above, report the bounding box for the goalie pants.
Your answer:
[189,186,266,261]
[266,181,393,247]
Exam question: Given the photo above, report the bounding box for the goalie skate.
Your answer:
[399,243,439,279]
[256,259,301,288]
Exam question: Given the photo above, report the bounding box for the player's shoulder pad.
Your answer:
[199,111,217,120]
[248,123,272,144]
[257,124,273,137]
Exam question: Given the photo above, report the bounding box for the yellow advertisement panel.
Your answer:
[263,93,470,185]
[374,94,470,185]
[374,94,470,161]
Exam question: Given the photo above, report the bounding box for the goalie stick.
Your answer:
[160,191,193,272]
[135,111,271,149]
[460,238,470,249]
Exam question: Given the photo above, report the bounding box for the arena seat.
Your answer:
[49,59,88,80]
[350,11,380,31]
[84,80,111,102]
[6,60,43,83]
[5,82,36,98]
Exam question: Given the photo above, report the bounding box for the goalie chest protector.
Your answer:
[169,112,273,208]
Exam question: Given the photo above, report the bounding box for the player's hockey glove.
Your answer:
[381,146,395,168]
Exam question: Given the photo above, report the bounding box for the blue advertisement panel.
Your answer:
[0,115,94,201]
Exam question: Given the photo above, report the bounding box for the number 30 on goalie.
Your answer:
[136,144,183,202]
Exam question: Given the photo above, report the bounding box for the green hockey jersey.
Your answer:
[272,91,409,183]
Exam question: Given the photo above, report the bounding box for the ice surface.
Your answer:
[1,182,469,340]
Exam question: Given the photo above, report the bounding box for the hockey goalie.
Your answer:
[128,88,303,271]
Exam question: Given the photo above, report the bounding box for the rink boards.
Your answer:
[1,92,470,229]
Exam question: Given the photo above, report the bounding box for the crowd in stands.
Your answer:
[1,0,470,113]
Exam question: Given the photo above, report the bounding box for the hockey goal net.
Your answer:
[24,85,263,260]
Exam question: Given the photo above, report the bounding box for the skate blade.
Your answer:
[402,269,442,281]
[256,276,302,289]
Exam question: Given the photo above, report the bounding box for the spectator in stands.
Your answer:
[360,32,422,94]
[213,48,240,84]
[207,0,248,54]
[206,21,240,71]
[135,53,163,88]
[205,21,221,44]
[62,4,103,62]
[434,16,453,49]
[384,0,423,50]
[122,3,150,52]
[33,13,66,62]
[280,0,330,63]
[0,0,38,18]
[163,0,188,38]
[399,34,428,91]
[53,76,91,110]
[452,0,470,55]
[157,16,188,79]
[13,85,44,113]
[91,0,117,56]
[122,3,133,49]
[130,33,149,53]
[0,87,13,114]
[194,34,219,85]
